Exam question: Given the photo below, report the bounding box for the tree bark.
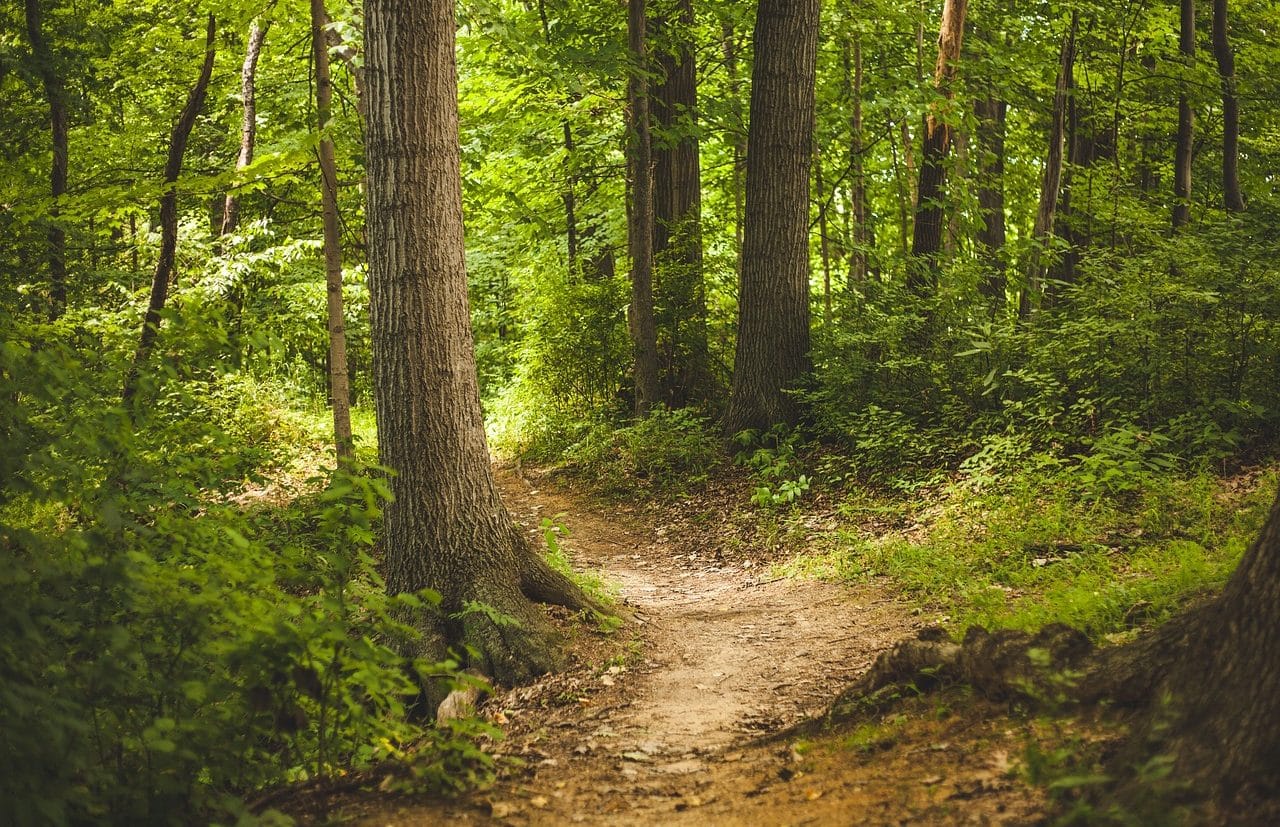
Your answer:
[721,0,819,437]
[24,0,68,320]
[908,0,967,293]
[363,0,593,688]
[122,15,216,405]
[651,0,709,406]
[1172,0,1195,229]
[311,0,353,460]
[843,33,868,288]
[974,94,1007,308]
[1211,0,1244,213]
[1021,14,1076,319]
[221,14,272,237]
[627,0,659,416]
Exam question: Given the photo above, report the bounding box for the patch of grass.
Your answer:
[784,467,1277,639]
[539,516,621,632]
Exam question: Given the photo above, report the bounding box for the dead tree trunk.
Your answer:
[311,0,354,459]
[122,15,216,405]
[1021,13,1076,319]
[627,0,659,416]
[24,0,68,320]
[908,0,967,294]
[1172,0,1195,229]
[221,14,272,236]
[363,0,594,690]
[1211,0,1244,213]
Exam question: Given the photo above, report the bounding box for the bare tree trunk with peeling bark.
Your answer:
[908,0,967,294]
[363,0,595,693]
[311,0,353,459]
[221,12,272,237]
[122,15,216,405]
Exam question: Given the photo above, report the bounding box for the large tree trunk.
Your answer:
[1211,0,1245,213]
[908,0,967,293]
[651,0,709,406]
[722,20,747,281]
[24,0,68,320]
[1021,13,1076,319]
[221,15,271,237]
[122,15,216,405]
[721,0,819,437]
[363,0,592,688]
[1172,0,1195,229]
[627,0,659,416]
[311,0,353,460]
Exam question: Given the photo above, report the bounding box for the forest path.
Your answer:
[335,468,1045,825]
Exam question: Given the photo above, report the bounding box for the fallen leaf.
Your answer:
[806,789,824,800]
[530,796,549,809]
[621,751,653,762]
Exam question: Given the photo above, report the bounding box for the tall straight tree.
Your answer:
[220,13,272,236]
[24,0,68,319]
[1172,0,1195,228]
[908,0,967,293]
[627,0,659,415]
[122,15,216,404]
[651,0,709,406]
[1211,0,1244,212]
[363,0,593,687]
[1021,13,1076,318]
[310,0,353,459]
[721,0,820,436]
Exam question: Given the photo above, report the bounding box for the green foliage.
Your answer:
[540,516,619,611]
[733,426,812,508]
[556,407,721,497]
[0,313,490,825]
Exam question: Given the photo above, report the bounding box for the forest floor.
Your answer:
[287,466,1094,826]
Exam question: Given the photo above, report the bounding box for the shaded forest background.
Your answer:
[3,0,1280,822]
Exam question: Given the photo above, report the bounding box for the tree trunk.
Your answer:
[721,0,819,437]
[1211,0,1244,213]
[651,0,709,406]
[24,0,68,320]
[627,0,659,416]
[311,0,353,460]
[722,20,746,277]
[536,0,581,277]
[908,0,967,293]
[363,0,593,689]
[1172,0,1195,229]
[815,151,832,325]
[974,94,1007,308]
[843,33,868,288]
[1021,13,1076,319]
[221,14,271,237]
[122,15,216,405]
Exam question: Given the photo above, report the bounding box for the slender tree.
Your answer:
[908,0,967,292]
[843,32,869,287]
[220,14,272,237]
[721,0,820,436]
[24,0,68,319]
[1211,0,1245,213]
[311,0,354,459]
[1021,13,1076,318]
[974,94,1007,307]
[651,0,709,406]
[363,0,593,687]
[1172,0,1195,229]
[122,15,216,404]
[627,0,659,416]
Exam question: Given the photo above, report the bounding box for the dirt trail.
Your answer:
[331,470,1051,825]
